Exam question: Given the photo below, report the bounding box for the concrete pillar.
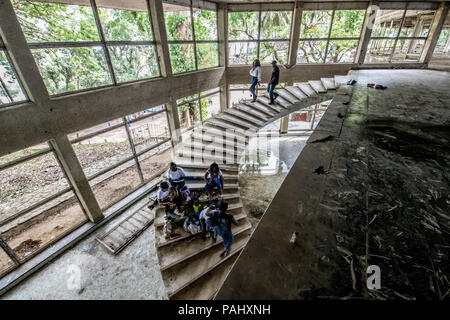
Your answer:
[0,0,49,105]
[148,0,181,145]
[287,1,303,68]
[218,3,229,112]
[50,136,104,223]
[407,18,424,54]
[420,2,449,64]
[148,0,172,77]
[356,1,378,65]
[280,116,290,134]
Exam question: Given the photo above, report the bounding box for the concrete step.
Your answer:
[308,80,327,94]
[277,88,301,104]
[285,85,308,99]
[216,113,259,130]
[296,82,317,97]
[173,162,239,173]
[204,119,251,136]
[183,141,243,156]
[321,77,336,90]
[159,220,251,271]
[263,91,290,108]
[190,132,247,150]
[334,75,349,88]
[162,223,251,297]
[242,101,277,117]
[156,210,247,248]
[225,108,266,127]
[256,97,284,112]
[170,252,240,300]
[234,104,271,121]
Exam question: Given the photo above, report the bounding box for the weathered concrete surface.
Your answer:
[215,69,450,300]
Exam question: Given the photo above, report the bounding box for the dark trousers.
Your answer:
[170,180,185,191]
[267,83,278,103]
[249,76,258,101]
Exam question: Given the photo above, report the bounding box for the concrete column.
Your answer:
[287,1,303,68]
[0,0,49,105]
[218,3,229,112]
[420,2,449,64]
[165,97,182,144]
[356,2,378,65]
[148,0,172,77]
[407,18,424,54]
[50,136,104,223]
[280,116,290,134]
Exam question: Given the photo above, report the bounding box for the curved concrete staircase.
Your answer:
[153,76,349,299]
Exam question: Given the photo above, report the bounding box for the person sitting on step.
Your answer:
[167,162,186,192]
[199,199,219,241]
[204,162,224,200]
[148,181,170,211]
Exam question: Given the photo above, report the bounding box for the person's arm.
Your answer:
[179,168,186,180]
[205,170,211,184]
[220,174,224,190]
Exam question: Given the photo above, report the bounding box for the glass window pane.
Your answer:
[71,126,132,178]
[68,118,124,142]
[88,160,141,210]
[260,41,289,64]
[326,40,359,63]
[193,9,217,41]
[169,43,196,73]
[371,10,402,38]
[108,45,159,83]
[12,0,99,43]
[260,11,292,40]
[365,39,395,63]
[138,143,173,183]
[127,111,170,154]
[177,94,198,105]
[300,10,332,39]
[288,109,315,131]
[196,43,218,69]
[200,93,221,120]
[32,47,112,95]
[98,4,153,41]
[178,100,200,129]
[0,51,27,104]
[228,42,257,65]
[433,28,450,55]
[400,10,435,38]
[331,10,365,38]
[0,147,70,225]
[391,39,425,62]
[297,40,327,63]
[0,247,15,275]
[228,12,259,40]
[164,4,193,41]
[2,190,87,261]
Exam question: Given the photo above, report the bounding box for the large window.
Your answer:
[12,0,160,95]
[366,9,436,63]
[228,11,292,65]
[0,142,87,274]
[164,3,218,74]
[177,88,221,131]
[298,9,365,64]
[0,36,27,107]
[68,106,171,210]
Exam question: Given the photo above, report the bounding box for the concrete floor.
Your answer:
[1,134,310,299]
[217,69,450,300]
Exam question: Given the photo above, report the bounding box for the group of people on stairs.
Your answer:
[249,59,280,104]
[149,162,237,258]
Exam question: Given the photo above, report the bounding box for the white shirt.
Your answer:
[199,207,210,221]
[249,66,261,82]
[167,167,186,182]
[157,189,169,200]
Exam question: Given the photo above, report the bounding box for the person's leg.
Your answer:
[213,178,223,195]
[268,84,274,103]
[148,198,158,209]
[250,78,257,101]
